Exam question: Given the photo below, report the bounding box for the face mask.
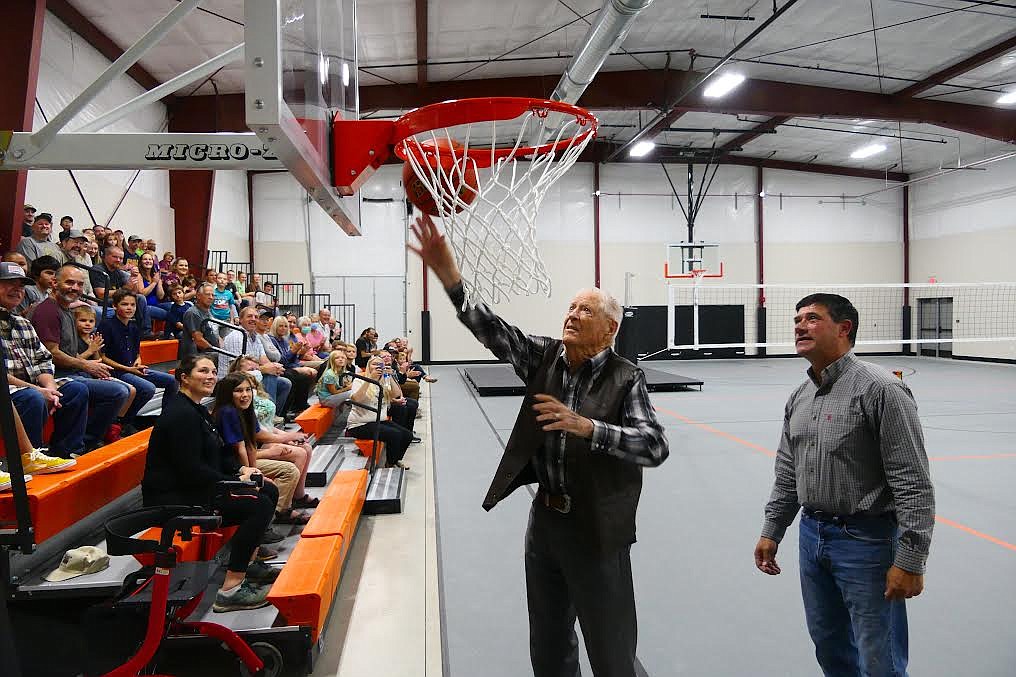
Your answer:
[301,326,311,334]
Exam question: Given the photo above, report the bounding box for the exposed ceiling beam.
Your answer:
[575,141,908,181]
[717,115,791,154]
[46,0,162,92]
[894,32,1016,99]
[415,0,428,88]
[360,69,1016,143]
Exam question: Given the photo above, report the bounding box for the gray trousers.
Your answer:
[525,499,637,677]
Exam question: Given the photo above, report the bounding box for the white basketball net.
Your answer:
[401,106,594,307]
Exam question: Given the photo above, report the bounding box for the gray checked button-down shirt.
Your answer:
[762,351,935,574]
[449,283,668,494]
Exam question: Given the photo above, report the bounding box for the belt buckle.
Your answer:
[543,492,571,514]
[556,494,571,514]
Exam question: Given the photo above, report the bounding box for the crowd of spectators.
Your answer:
[2,203,435,611]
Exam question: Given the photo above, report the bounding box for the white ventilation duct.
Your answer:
[549,0,655,105]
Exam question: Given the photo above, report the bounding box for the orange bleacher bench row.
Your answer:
[140,339,178,365]
[267,534,344,642]
[294,404,335,439]
[267,469,368,641]
[0,430,151,544]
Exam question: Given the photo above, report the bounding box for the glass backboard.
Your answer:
[245,0,360,234]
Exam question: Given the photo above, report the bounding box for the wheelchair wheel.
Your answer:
[238,641,284,677]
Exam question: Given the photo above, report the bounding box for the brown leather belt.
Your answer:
[538,489,571,514]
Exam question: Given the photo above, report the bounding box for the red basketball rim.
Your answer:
[393,97,597,169]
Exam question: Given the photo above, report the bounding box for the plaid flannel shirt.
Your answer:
[449,283,668,494]
[0,310,58,391]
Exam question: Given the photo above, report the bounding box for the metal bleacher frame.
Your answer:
[300,293,330,318]
[326,303,355,343]
[276,282,304,316]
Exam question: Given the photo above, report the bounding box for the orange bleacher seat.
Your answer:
[353,439,385,465]
[294,404,335,438]
[267,534,344,642]
[139,339,178,365]
[301,470,367,552]
[0,430,151,544]
[134,525,238,566]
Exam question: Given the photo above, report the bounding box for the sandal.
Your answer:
[275,509,311,525]
[292,494,320,509]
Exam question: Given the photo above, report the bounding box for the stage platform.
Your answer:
[464,364,703,396]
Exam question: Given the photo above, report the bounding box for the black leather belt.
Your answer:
[538,489,571,514]
[802,507,892,525]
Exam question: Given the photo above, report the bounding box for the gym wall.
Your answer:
[26,12,174,249]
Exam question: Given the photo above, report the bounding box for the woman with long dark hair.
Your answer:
[141,355,280,613]
[211,373,308,524]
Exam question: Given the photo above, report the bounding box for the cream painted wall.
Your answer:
[208,171,250,261]
[909,159,1016,360]
[26,13,174,249]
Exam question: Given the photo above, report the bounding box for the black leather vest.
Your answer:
[482,340,643,553]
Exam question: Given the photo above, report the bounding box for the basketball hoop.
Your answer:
[393,97,597,306]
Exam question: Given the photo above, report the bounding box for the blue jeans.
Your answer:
[68,375,131,448]
[114,369,179,421]
[799,511,909,677]
[10,381,89,456]
[262,374,292,414]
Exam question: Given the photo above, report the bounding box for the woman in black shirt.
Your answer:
[142,354,280,613]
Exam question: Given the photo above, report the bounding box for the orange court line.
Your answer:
[934,516,1016,552]
[653,406,776,458]
[654,406,1016,554]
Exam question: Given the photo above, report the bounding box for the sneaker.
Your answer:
[0,471,33,491]
[411,436,422,444]
[260,527,285,544]
[246,560,281,585]
[103,423,122,444]
[212,580,271,613]
[256,545,279,561]
[21,449,76,475]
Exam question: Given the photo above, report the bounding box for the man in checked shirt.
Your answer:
[754,293,934,677]
[410,214,668,677]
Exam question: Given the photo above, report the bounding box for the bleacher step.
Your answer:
[363,467,406,515]
[306,439,359,487]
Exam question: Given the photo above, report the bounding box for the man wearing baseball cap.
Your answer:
[58,229,96,299]
[0,261,90,457]
[21,204,36,238]
[17,213,62,264]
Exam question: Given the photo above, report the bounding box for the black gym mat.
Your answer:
[464,364,703,396]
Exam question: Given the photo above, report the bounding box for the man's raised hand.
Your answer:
[408,213,460,289]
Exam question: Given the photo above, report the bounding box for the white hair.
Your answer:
[574,287,623,339]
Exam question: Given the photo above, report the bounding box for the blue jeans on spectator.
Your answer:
[10,381,89,457]
[114,369,179,421]
[262,374,292,414]
[68,374,131,449]
[799,511,909,677]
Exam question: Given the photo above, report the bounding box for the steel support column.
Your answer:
[593,161,601,288]
[756,166,766,356]
[170,171,215,274]
[0,0,45,251]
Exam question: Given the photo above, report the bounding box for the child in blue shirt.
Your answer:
[210,272,237,325]
[162,283,191,340]
[98,288,179,430]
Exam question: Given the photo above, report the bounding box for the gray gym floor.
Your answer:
[428,356,1016,677]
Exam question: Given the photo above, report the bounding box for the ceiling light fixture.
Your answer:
[850,143,887,159]
[629,141,656,157]
[703,73,746,98]
[996,91,1016,105]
